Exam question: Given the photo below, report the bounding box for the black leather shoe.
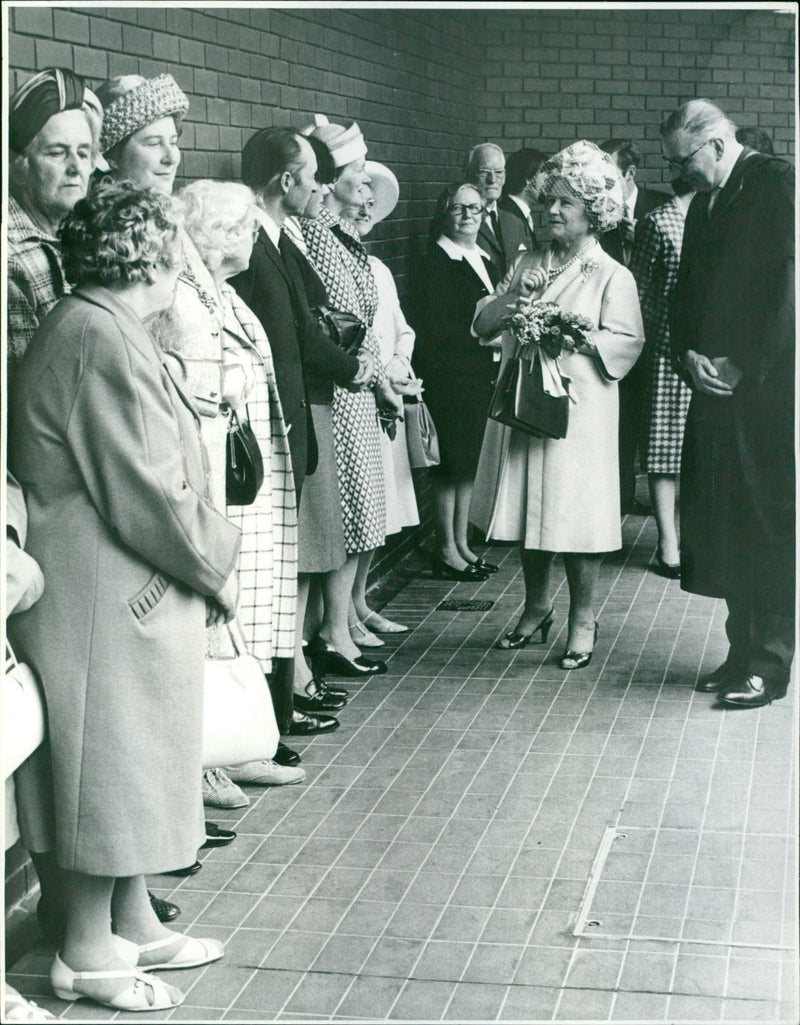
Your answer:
[307,637,387,677]
[201,822,237,849]
[294,679,347,712]
[288,709,340,735]
[149,892,181,922]
[164,860,202,877]
[719,674,787,709]
[469,557,498,574]
[274,742,301,766]
[319,678,349,700]
[654,553,681,579]
[695,660,743,693]
[430,554,489,582]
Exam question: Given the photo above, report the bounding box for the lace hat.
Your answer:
[302,114,367,169]
[363,161,399,223]
[97,74,189,155]
[533,140,625,233]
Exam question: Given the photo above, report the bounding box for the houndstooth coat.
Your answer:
[300,209,386,554]
[630,197,692,474]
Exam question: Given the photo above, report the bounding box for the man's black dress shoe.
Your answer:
[307,636,387,677]
[164,860,202,877]
[201,822,237,849]
[288,709,340,735]
[695,660,743,693]
[719,674,787,709]
[274,742,301,766]
[319,678,349,700]
[148,893,181,922]
[294,679,347,713]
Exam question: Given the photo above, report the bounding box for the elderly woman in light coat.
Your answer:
[472,140,644,668]
[9,182,240,1013]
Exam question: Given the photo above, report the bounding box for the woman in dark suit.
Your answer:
[416,183,499,580]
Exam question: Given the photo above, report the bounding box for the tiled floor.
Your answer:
[7,512,798,1023]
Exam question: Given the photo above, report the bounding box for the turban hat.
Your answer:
[302,114,367,169]
[533,140,625,233]
[10,67,102,155]
[96,74,189,155]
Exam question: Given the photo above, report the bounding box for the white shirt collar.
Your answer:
[626,183,638,220]
[255,207,282,249]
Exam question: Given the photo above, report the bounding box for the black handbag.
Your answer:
[226,409,264,505]
[311,305,367,355]
[489,350,569,440]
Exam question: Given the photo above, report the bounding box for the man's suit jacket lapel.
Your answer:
[259,228,292,288]
[477,218,503,269]
[707,149,752,227]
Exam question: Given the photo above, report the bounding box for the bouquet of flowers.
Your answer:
[509,301,595,360]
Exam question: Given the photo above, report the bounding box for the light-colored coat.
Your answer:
[8,286,240,875]
[470,243,644,552]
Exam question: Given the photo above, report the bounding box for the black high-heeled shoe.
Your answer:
[430,554,489,582]
[496,607,555,649]
[307,636,387,677]
[654,553,681,579]
[560,622,599,670]
[468,557,499,574]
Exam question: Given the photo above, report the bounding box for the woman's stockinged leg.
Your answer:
[514,548,556,634]
[453,478,478,564]
[319,554,362,660]
[351,549,376,623]
[563,552,601,648]
[649,473,680,566]
[294,574,315,692]
[433,478,469,570]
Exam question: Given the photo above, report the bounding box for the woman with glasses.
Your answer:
[415,183,500,580]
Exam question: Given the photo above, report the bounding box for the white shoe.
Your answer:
[361,610,409,634]
[349,620,385,648]
[50,952,183,1011]
[136,933,224,971]
[223,760,306,786]
[201,768,249,808]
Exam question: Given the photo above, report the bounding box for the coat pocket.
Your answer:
[127,572,170,621]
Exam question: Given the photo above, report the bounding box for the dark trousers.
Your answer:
[618,359,645,508]
[725,593,795,689]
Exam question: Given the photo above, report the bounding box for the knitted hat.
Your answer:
[533,140,625,233]
[363,161,399,223]
[302,114,367,169]
[96,74,189,155]
[10,67,100,155]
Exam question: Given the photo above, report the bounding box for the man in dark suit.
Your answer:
[463,142,526,277]
[231,128,375,741]
[498,146,546,257]
[600,139,666,514]
[664,99,795,710]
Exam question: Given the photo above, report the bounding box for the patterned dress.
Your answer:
[630,196,692,475]
[299,208,386,554]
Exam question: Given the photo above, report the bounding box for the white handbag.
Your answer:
[3,643,47,779]
[202,620,279,769]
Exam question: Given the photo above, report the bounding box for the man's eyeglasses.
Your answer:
[450,203,484,216]
[476,168,505,180]
[662,138,713,171]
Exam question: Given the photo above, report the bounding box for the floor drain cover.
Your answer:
[436,599,494,611]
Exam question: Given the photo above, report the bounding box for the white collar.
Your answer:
[626,183,638,219]
[437,235,491,263]
[255,207,282,249]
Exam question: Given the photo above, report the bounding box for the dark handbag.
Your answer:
[404,398,441,468]
[226,408,264,505]
[311,305,367,355]
[489,350,569,439]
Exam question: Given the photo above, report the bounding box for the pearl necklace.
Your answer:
[547,239,597,283]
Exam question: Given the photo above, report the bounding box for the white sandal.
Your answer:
[361,610,409,634]
[137,933,224,971]
[50,952,183,1011]
[349,620,384,648]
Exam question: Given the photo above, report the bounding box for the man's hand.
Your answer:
[684,350,735,396]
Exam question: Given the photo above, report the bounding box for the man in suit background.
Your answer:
[664,99,795,710]
[600,139,666,513]
[232,127,375,742]
[463,142,518,277]
[498,146,546,257]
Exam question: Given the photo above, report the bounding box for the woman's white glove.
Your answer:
[384,354,423,397]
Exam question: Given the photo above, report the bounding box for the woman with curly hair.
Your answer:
[8,181,241,1012]
[472,141,644,667]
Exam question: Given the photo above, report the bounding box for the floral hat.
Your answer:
[533,140,624,233]
[96,74,189,155]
